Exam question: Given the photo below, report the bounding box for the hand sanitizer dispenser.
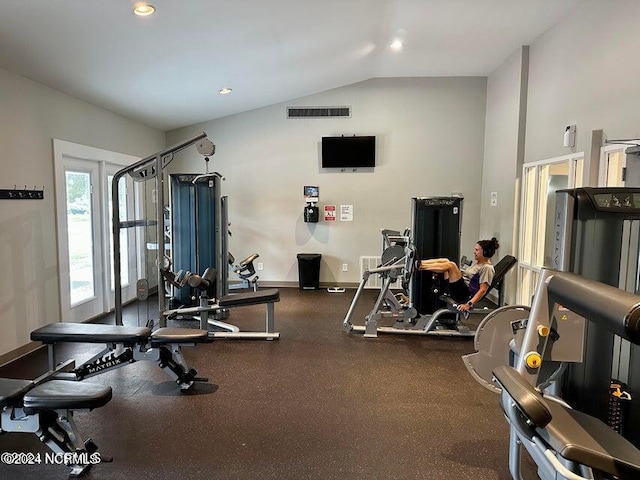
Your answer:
[303,186,319,223]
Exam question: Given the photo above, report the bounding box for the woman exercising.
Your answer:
[419,237,500,313]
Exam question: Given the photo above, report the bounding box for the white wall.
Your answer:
[167,77,488,286]
[0,67,164,358]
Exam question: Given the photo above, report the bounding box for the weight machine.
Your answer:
[112,132,215,326]
[343,227,500,337]
[473,269,640,480]
[462,187,640,478]
[344,195,515,337]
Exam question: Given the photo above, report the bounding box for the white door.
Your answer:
[54,140,140,322]
[58,160,103,320]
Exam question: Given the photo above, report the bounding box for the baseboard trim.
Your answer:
[0,341,44,369]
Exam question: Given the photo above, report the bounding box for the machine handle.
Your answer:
[547,270,640,344]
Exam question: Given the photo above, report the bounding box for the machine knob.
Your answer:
[537,325,550,337]
[525,352,542,369]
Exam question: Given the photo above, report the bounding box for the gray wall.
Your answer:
[477,0,640,304]
[167,77,488,286]
[525,0,640,177]
[478,47,528,304]
[0,67,164,357]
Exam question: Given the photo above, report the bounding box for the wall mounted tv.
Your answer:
[321,136,375,169]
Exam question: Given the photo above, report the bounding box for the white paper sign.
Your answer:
[340,205,353,221]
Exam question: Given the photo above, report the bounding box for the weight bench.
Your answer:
[0,370,112,477]
[494,365,640,479]
[31,323,210,391]
[162,288,280,340]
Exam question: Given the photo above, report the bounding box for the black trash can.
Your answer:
[297,253,321,290]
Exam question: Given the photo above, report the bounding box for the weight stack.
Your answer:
[607,379,632,436]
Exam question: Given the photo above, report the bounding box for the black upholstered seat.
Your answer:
[440,255,518,309]
[0,378,34,407]
[494,365,640,479]
[150,327,209,345]
[31,322,152,345]
[23,380,112,412]
[218,288,280,307]
[541,399,640,478]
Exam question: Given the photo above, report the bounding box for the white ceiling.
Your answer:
[0,0,586,131]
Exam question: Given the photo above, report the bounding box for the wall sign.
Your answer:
[340,205,353,221]
[324,205,336,221]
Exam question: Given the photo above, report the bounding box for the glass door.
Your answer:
[59,161,104,321]
[599,144,627,187]
[517,154,584,305]
[54,140,141,322]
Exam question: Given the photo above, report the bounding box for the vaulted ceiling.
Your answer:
[0,0,586,130]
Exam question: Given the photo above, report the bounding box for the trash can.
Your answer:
[297,253,321,290]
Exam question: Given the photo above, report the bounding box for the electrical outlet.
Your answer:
[342,263,348,272]
[257,262,264,271]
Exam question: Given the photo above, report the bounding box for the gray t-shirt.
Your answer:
[463,262,495,296]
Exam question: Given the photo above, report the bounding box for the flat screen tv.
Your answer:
[321,136,375,168]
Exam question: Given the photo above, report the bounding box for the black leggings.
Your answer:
[448,278,471,303]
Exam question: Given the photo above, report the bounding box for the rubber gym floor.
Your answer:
[0,287,534,480]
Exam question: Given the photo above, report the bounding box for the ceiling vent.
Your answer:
[287,106,351,119]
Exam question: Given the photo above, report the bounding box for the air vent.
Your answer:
[287,107,351,119]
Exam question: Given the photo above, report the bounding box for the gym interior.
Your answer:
[2,2,640,479]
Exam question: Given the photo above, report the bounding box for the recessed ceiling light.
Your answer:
[390,39,404,50]
[218,88,232,95]
[133,4,155,16]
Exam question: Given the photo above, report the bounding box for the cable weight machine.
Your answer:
[111,131,215,326]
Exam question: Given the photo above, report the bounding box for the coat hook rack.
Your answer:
[0,185,44,200]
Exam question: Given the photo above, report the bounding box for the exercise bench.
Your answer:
[31,323,210,391]
[0,364,112,477]
[162,288,281,339]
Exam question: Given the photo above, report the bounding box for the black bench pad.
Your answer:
[151,327,209,345]
[31,323,151,345]
[495,365,640,478]
[219,288,280,308]
[0,378,34,407]
[493,365,552,427]
[23,380,112,411]
[541,398,640,478]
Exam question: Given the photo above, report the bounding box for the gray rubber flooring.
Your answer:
[0,287,521,480]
